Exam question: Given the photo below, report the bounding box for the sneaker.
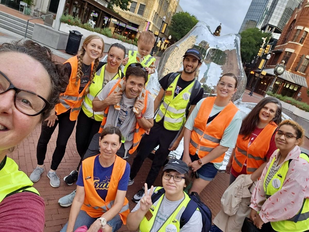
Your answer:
[29,167,44,182]
[128,178,134,186]
[58,190,76,207]
[47,171,60,188]
[64,170,78,185]
[132,188,144,203]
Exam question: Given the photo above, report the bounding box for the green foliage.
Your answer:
[307,89,309,97]
[107,0,131,10]
[23,0,33,6]
[240,28,271,63]
[267,92,309,112]
[168,12,198,41]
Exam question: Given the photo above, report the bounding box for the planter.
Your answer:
[23,7,31,15]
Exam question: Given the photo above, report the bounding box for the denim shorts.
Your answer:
[190,154,218,181]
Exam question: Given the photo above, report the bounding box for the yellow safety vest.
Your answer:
[264,153,309,232]
[0,157,39,202]
[82,64,122,121]
[155,74,195,131]
[139,187,191,232]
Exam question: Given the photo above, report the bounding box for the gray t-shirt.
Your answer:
[132,187,203,232]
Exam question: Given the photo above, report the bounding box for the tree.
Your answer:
[240,27,271,63]
[107,0,131,11]
[168,12,198,42]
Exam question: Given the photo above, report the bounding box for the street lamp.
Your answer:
[268,61,285,93]
[151,15,166,55]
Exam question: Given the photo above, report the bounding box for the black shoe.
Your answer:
[132,188,144,203]
[64,170,78,185]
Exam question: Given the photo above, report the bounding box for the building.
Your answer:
[113,0,179,39]
[255,0,309,103]
[239,0,270,33]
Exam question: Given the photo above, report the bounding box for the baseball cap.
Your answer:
[163,159,189,174]
[183,48,202,61]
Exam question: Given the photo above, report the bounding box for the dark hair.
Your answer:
[240,97,282,139]
[126,63,148,84]
[99,125,122,143]
[0,40,68,120]
[278,120,304,146]
[108,43,126,58]
[162,169,191,188]
[218,73,238,89]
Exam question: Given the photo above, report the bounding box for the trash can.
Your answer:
[65,30,83,55]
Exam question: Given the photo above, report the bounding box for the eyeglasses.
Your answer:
[163,173,185,182]
[128,63,148,74]
[0,71,49,116]
[276,130,297,139]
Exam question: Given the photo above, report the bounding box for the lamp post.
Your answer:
[268,61,285,93]
[151,15,166,55]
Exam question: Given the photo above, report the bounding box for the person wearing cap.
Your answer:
[129,48,204,203]
[126,159,203,232]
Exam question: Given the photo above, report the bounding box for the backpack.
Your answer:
[151,188,212,232]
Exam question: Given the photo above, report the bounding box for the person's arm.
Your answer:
[66,186,85,232]
[225,148,235,174]
[153,88,165,113]
[44,108,58,127]
[134,98,154,130]
[183,128,193,166]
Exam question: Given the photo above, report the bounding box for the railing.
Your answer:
[24,13,54,38]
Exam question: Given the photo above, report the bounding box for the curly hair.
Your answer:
[0,40,68,119]
[278,120,305,146]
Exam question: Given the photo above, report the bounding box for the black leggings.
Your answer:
[36,110,76,170]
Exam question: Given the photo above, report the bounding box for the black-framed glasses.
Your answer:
[276,130,297,139]
[163,173,185,182]
[0,71,49,116]
[128,63,148,74]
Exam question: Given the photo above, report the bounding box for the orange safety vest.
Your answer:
[98,79,148,155]
[232,122,277,174]
[55,56,93,121]
[81,155,130,224]
[189,97,239,163]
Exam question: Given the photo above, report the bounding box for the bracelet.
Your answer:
[98,217,106,228]
[136,114,143,119]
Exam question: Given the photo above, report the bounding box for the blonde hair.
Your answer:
[75,35,104,85]
[278,119,305,146]
[138,31,155,45]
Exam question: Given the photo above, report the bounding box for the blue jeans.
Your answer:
[61,210,123,232]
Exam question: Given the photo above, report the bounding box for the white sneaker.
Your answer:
[58,190,76,207]
[47,171,60,188]
[29,167,44,182]
[128,178,134,186]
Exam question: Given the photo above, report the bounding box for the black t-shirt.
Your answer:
[159,73,204,105]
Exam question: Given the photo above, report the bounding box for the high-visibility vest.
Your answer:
[0,157,39,202]
[81,155,130,224]
[123,50,156,85]
[139,187,191,232]
[82,64,122,121]
[155,74,195,131]
[232,122,277,174]
[189,97,239,163]
[55,56,94,121]
[263,153,309,232]
[98,79,149,154]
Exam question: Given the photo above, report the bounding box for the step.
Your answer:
[0,11,34,25]
[0,22,33,38]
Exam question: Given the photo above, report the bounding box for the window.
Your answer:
[299,31,308,44]
[298,58,309,73]
[282,51,292,65]
[137,3,146,16]
[130,1,137,13]
[292,29,301,42]
[282,20,295,44]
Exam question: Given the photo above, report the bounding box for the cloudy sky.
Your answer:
[179,0,252,35]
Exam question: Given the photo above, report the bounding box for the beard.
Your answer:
[183,65,198,74]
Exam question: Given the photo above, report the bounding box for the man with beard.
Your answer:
[129,48,204,202]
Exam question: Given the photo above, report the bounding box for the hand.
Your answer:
[182,154,192,166]
[134,99,145,116]
[225,161,232,174]
[189,160,203,172]
[168,139,180,151]
[139,183,154,212]
[145,67,154,75]
[251,210,264,229]
[106,91,122,106]
[44,114,58,127]
[87,219,102,232]
[123,57,129,66]
[145,128,151,135]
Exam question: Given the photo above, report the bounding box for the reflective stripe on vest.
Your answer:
[155,74,195,131]
[232,122,277,174]
[189,97,239,162]
[0,157,39,202]
[82,64,122,121]
[139,187,191,232]
[81,155,130,223]
[264,153,309,231]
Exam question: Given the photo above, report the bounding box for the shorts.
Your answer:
[190,154,218,181]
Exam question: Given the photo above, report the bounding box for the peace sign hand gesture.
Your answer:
[139,183,154,212]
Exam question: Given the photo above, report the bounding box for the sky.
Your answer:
[179,0,252,35]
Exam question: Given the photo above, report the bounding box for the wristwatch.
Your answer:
[198,159,203,165]
[98,217,107,228]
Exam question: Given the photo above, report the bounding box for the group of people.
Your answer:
[1,29,309,232]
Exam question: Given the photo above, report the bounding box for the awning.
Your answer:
[263,68,308,88]
[86,0,128,24]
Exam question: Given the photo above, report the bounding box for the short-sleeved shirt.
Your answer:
[77,155,130,200]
